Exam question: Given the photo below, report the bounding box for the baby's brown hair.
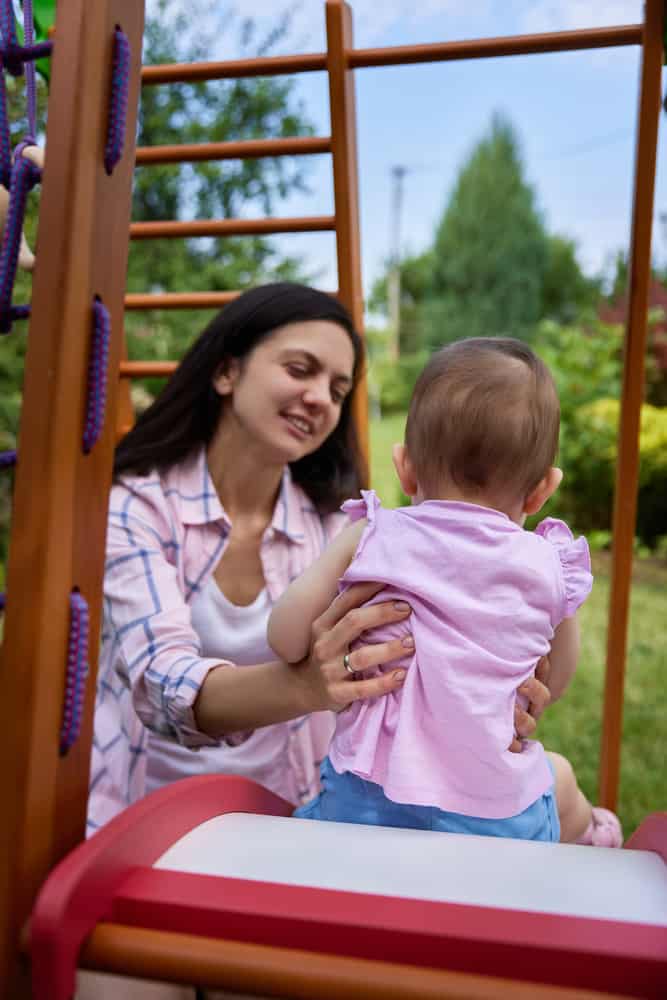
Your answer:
[405,338,560,504]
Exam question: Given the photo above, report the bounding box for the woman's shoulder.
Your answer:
[109,450,216,534]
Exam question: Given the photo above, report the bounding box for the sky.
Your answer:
[148,0,666,307]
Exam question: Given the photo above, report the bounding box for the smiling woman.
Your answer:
[209,320,356,468]
[87,283,415,833]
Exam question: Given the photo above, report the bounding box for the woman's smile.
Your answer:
[282,411,315,439]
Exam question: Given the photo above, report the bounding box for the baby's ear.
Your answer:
[392,443,418,497]
[523,467,563,516]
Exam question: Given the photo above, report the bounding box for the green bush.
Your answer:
[535,318,622,421]
[559,398,667,548]
[371,351,430,415]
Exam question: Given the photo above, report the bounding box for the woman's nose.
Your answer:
[302,377,331,408]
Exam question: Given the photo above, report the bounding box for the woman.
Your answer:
[88,283,548,833]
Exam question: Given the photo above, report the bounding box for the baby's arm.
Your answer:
[547,615,581,702]
[268,519,367,663]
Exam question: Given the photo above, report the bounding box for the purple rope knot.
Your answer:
[0,0,22,77]
[60,591,90,755]
[83,298,111,453]
[104,27,130,175]
[0,448,16,467]
[0,43,24,78]
[0,154,41,333]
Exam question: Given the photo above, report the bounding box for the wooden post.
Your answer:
[0,0,145,993]
[598,0,664,810]
[326,0,369,483]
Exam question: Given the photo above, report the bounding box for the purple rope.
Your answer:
[0,63,11,188]
[9,302,29,321]
[0,153,40,333]
[0,0,20,76]
[0,592,5,611]
[0,0,51,75]
[22,0,36,141]
[83,298,111,453]
[104,27,130,175]
[0,448,16,467]
[0,40,51,64]
[60,591,90,755]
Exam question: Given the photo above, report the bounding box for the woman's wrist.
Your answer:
[195,659,320,737]
[284,656,326,716]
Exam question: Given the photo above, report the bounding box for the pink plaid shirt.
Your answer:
[87,448,344,833]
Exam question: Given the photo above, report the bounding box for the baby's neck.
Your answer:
[418,485,524,525]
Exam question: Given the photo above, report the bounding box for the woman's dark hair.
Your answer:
[114,283,365,513]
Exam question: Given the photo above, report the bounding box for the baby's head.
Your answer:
[397,337,561,518]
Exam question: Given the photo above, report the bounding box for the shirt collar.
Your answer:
[172,449,310,543]
[168,448,225,526]
[268,466,310,545]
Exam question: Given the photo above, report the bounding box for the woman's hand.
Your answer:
[297,581,413,713]
[509,655,551,752]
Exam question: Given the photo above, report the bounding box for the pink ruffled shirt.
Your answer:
[329,492,593,819]
[87,449,343,833]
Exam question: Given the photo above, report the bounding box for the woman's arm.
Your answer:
[108,484,411,743]
[195,580,414,737]
[545,616,580,702]
[268,520,366,663]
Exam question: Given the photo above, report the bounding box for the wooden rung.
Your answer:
[136,136,332,165]
[124,291,240,310]
[124,289,340,310]
[349,25,642,69]
[141,52,327,86]
[119,361,177,378]
[129,216,336,239]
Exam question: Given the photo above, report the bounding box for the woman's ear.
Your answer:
[523,467,563,516]
[392,443,419,497]
[212,358,240,397]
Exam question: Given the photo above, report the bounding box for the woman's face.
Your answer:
[214,320,356,463]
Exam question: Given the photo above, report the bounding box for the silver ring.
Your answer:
[343,652,355,675]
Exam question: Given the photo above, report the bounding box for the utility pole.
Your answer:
[388,165,407,361]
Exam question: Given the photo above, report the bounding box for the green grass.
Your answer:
[370,414,667,837]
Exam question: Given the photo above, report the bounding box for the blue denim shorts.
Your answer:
[295,757,560,842]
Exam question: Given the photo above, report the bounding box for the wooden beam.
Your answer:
[326,0,369,482]
[598,0,664,810]
[0,1,145,993]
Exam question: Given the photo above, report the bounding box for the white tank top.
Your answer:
[145,577,297,803]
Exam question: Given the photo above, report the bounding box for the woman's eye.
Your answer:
[287,364,308,378]
[331,388,346,404]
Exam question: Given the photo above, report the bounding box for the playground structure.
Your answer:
[0,0,665,996]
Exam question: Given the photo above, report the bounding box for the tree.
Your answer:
[368,249,434,355]
[541,235,601,324]
[370,114,601,356]
[426,113,548,347]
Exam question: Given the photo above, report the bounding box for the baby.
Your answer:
[269,337,622,845]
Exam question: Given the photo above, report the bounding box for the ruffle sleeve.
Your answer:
[535,517,593,618]
[341,488,381,524]
[340,489,382,561]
